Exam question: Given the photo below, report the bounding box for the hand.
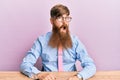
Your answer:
[37,73,56,80]
[68,75,81,80]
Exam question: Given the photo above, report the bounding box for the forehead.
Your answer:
[60,14,68,17]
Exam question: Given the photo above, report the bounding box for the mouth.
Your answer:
[63,26,66,30]
[59,26,67,34]
[60,26,66,30]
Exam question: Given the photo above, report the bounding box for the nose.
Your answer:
[61,21,67,27]
[62,19,67,25]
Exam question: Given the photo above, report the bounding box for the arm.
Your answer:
[20,38,42,78]
[75,37,96,80]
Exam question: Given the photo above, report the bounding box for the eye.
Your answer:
[56,17,62,22]
[65,17,72,21]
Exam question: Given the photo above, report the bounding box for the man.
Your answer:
[20,4,96,80]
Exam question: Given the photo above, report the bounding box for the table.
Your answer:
[0,71,120,80]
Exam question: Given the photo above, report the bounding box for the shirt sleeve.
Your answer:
[75,36,96,79]
[20,38,42,78]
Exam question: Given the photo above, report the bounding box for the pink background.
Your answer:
[0,0,120,71]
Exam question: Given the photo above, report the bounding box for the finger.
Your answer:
[68,77,71,80]
[49,74,56,80]
[52,75,56,80]
[44,76,50,80]
[46,74,54,80]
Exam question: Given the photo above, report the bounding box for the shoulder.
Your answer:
[36,32,52,44]
[38,32,52,40]
[70,34,85,47]
[70,34,80,43]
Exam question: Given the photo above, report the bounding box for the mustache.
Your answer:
[59,24,68,30]
[52,23,68,33]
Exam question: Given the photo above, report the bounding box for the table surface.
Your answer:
[0,71,120,80]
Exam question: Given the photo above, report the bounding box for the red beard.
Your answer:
[48,24,72,49]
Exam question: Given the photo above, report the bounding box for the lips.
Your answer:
[60,25,67,30]
[63,26,66,30]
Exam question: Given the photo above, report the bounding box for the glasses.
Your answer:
[56,16,72,22]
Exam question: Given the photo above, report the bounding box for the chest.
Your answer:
[40,46,77,63]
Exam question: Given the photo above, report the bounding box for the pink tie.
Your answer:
[58,46,63,71]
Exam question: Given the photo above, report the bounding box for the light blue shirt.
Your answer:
[20,32,96,79]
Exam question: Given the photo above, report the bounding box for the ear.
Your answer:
[50,18,53,25]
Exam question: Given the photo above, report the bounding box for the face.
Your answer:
[49,14,72,48]
[51,14,71,34]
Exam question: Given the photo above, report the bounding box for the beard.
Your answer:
[48,23,72,49]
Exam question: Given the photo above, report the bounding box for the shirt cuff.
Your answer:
[77,74,84,80]
[29,67,41,78]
